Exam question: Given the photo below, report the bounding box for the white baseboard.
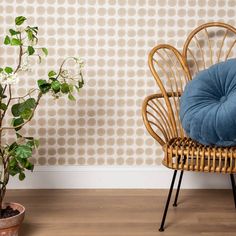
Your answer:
[8,166,232,189]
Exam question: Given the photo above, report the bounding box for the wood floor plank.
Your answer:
[4,189,236,236]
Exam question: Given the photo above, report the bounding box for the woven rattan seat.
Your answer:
[164,137,236,173]
[142,22,236,231]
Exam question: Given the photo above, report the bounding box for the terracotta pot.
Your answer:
[0,203,25,236]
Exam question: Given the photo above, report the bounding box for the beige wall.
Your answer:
[0,0,235,166]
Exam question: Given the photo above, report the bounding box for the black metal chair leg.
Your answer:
[159,170,177,232]
[230,174,236,208]
[173,170,184,207]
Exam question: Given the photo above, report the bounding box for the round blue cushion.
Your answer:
[180,58,236,147]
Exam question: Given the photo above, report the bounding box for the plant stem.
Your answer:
[0,117,1,213]
[1,85,12,121]
[14,32,23,74]
[11,88,39,100]
[55,57,78,80]
[0,86,4,212]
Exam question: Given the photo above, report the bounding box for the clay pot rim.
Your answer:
[0,202,25,222]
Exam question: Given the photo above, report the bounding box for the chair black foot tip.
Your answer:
[173,203,177,207]
[159,227,164,232]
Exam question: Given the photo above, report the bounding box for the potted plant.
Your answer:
[0,16,84,235]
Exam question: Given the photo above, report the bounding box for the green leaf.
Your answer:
[26,30,33,40]
[9,158,17,168]
[11,38,22,46]
[25,138,39,148]
[18,103,26,113]
[24,98,36,109]
[51,80,61,93]
[14,98,36,119]
[61,83,70,94]
[13,117,24,131]
[34,139,39,148]
[19,172,25,181]
[48,70,57,77]
[4,35,11,45]
[8,142,18,151]
[26,139,37,148]
[21,108,32,120]
[4,67,13,74]
[30,26,38,34]
[17,157,27,166]
[13,117,24,126]
[37,79,51,94]
[68,93,75,101]
[78,80,84,88]
[25,161,34,171]
[0,103,7,111]
[42,48,48,56]
[9,29,20,36]
[37,79,47,87]
[9,169,18,176]
[19,137,39,149]
[69,84,74,93]
[9,163,22,176]
[15,145,32,159]
[0,68,3,73]
[27,46,35,55]
[0,84,3,98]
[16,133,22,138]
[15,16,26,25]
[40,83,51,93]
[11,103,21,117]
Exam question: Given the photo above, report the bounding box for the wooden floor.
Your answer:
[5,189,236,236]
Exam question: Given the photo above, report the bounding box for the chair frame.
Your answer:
[142,22,236,232]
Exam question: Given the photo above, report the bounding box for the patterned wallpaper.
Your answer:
[0,0,235,166]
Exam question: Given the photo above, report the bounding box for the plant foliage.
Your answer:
[0,16,84,206]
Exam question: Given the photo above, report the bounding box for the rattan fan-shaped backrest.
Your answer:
[183,22,236,79]
[148,46,190,142]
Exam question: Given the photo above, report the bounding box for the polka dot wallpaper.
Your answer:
[0,0,235,166]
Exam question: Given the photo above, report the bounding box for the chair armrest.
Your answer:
[142,92,181,146]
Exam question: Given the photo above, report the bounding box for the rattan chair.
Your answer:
[142,22,236,231]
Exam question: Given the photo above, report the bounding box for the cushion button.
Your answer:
[220,96,227,103]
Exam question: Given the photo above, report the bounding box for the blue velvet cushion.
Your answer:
[180,58,236,146]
